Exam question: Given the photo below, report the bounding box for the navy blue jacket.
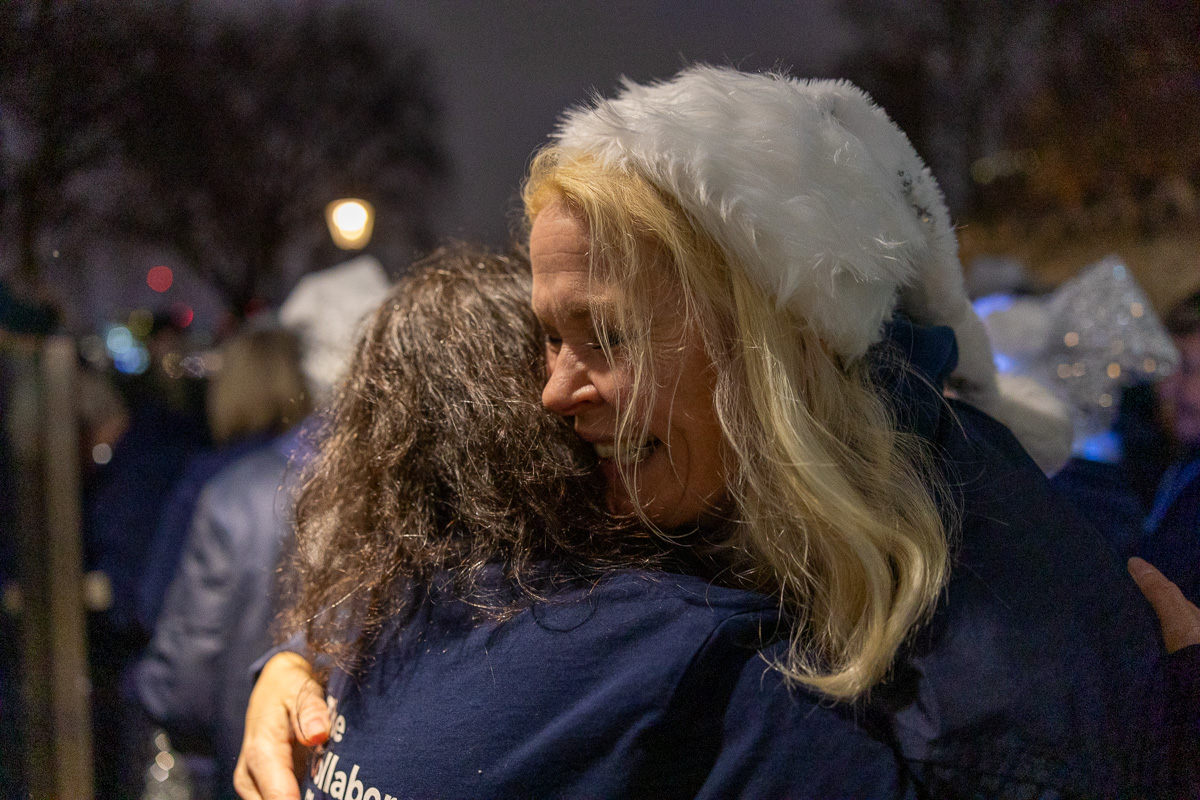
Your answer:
[297,322,1187,799]
[136,432,277,632]
[86,396,208,634]
[138,427,307,796]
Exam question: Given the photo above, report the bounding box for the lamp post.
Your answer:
[325,198,375,250]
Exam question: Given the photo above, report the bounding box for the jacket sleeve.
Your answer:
[134,481,239,748]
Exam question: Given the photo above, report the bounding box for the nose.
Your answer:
[542,346,601,417]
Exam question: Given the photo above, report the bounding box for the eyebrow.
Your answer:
[536,296,619,324]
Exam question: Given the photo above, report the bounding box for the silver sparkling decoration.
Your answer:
[977,256,1180,451]
[1037,257,1178,441]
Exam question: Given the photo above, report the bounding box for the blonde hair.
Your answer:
[207,329,310,443]
[523,147,952,700]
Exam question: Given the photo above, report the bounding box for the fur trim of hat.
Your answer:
[553,65,1071,473]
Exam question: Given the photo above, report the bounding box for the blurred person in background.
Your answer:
[85,313,209,641]
[137,256,389,800]
[137,328,311,636]
[130,328,310,799]
[84,311,209,799]
[1139,288,1200,608]
[970,259,1180,560]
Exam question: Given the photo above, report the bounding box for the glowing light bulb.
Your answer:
[326,199,375,250]
[333,202,367,233]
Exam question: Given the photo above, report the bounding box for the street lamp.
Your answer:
[326,198,375,250]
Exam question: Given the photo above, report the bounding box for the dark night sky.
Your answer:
[384,1,853,247]
[50,1,856,331]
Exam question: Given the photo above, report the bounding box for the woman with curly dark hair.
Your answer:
[281,243,668,672]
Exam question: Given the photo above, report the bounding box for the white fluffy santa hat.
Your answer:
[552,65,1070,474]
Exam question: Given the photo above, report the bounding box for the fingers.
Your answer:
[234,731,302,800]
[234,692,300,800]
[1129,557,1200,654]
[234,652,327,800]
[291,667,332,747]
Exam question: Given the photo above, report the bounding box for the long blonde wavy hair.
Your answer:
[523,148,953,700]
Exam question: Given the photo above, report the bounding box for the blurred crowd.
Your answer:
[2,249,1198,799]
[0,256,388,799]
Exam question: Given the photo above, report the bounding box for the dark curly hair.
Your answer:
[281,244,664,669]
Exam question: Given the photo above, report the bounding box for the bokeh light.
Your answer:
[147,265,174,293]
[113,346,150,375]
[162,352,183,379]
[106,325,150,374]
[92,443,113,465]
[326,198,375,249]
[128,308,154,338]
[173,304,194,328]
[105,326,134,356]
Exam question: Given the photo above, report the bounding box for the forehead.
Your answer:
[530,203,612,319]
[529,200,685,331]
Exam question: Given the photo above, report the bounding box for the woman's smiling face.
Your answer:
[529,200,729,529]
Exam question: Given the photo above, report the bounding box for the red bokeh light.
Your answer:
[173,305,194,328]
[147,265,174,293]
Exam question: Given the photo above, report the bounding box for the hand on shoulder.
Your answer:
[1128,557,1200,654]
[234,652,328,800]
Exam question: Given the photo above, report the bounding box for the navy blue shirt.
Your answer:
[303,572,909,800]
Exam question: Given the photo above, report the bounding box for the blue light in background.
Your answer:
[113,345,150,375]
[105,325,134,357]
[972,294,1016,319]
[993,352,1017,374]
[1075,431,1123,464]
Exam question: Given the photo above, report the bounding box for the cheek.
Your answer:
[599,365,633,409]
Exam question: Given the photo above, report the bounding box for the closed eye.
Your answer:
[588,330,622,350]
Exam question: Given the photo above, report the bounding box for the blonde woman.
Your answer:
[137,329,311,632]
[237,68,1191,799]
